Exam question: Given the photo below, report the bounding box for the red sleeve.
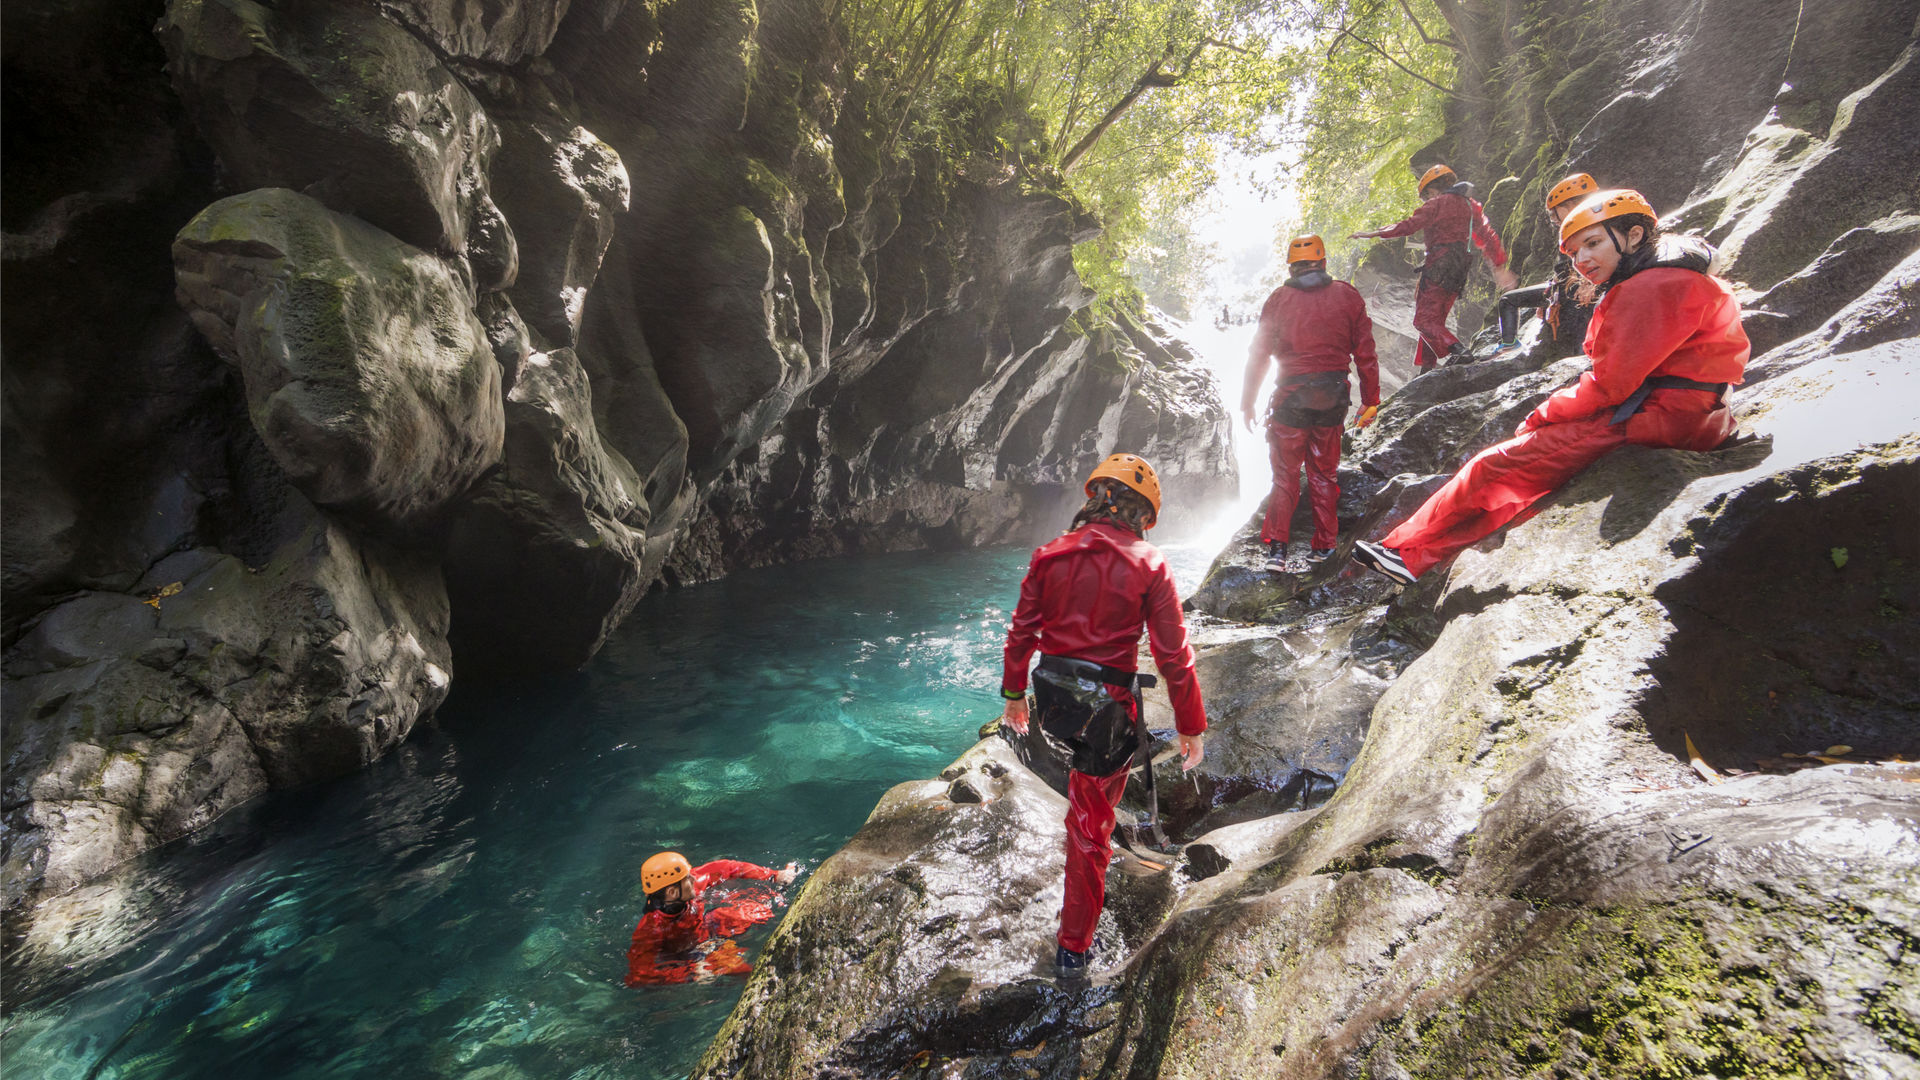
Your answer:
[1535,273,1711,425]
[1001,552,1046,696]
[1348,286,1380,407]
[692,860,776,889]
[1374,199,1440,240]
[1471,199,1507,267]
[1142,563,1206,736]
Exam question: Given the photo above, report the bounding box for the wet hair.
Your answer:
[1070,479,1154,536]
[1572,213,1661,305]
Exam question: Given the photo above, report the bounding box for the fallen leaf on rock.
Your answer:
[1826,745,1853,756]
[143,581,184,608]
[909,1050,931,1068]
[1216,1004,1226,1017]
[1830,547,1849,569]
[1684,732,1722,785]
[1010,1042,1046,1060]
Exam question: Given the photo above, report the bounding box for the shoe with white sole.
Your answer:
[1352,540,1417,585]
[1263,541,1292,573]
[1306,547,1335,563]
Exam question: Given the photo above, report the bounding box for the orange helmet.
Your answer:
[1545,172,1598,212]
[1417,164,1456,194]
[1559,188,1658,253]
[1085,453,1161,528]
[1287,235,1326,263]
[641,851,692,894]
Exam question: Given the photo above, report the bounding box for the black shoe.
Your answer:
[1306,548,1335,562]
[1055,945,1090,981]
[1352,540,1418,585]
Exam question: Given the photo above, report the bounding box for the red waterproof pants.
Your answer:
[1412,280,1461,369]
[1382,390,1734,577]
[1059,764,1130,953]
[1263,421,1342,548]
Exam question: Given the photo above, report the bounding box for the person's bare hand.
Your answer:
[1002,695,1029,735]
[1241,407,1258,432]
[1494,265,1519,291]
[776,861,801,886]
[1349,230,1378,240]
[1177,734,1204,772]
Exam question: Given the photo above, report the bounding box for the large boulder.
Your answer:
[491,113,631,346]
[442,347,653,675]
[158,0,497,255]
[173,189,504,532]
[2,506,452,946]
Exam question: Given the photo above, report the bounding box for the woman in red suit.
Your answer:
[1353,189,1750,584]
[999,453,1207,981]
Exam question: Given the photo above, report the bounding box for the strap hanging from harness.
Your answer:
[1035,655,1171,851]
[1609,375,1730,426]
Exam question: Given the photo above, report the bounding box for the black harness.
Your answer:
[1034,655,1171,851]
[1610,375,1730,425]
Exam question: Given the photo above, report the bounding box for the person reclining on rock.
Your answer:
[1352,189,1750,585]
[1351,164,1518,371]
[1242,235,1382,571]
[1489,172,1603,359]
[625,850,799,986]
[998,454,1206,982]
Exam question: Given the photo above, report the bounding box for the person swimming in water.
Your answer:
[625,851,800,986]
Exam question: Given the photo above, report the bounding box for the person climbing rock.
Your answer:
[1490,172,1602,358]
[625,851,800,986]
[998,454,1206,982]
[1242,235,1381,571]
[1351,164,1517,371]
[1352,189,1749,585]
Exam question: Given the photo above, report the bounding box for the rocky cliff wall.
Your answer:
[694,3,1919,1077]
[0,0,1233,950]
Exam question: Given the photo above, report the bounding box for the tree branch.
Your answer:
[1330,25,1452,95]
[1058,37,1246,172]
[1396,0,1460,51]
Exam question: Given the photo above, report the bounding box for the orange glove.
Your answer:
[1353,405,1379,429]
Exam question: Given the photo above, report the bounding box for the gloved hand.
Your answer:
[1353,404,1379,429]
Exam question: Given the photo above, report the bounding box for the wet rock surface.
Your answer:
[696,2,1920,1073]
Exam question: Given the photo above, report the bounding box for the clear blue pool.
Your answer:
[1,544,1218,1079]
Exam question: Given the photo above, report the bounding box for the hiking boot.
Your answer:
[1055,945,1091,981]
[1306,547,1335,563]
[1352,540,1418,585]
[1263,541,1292,573]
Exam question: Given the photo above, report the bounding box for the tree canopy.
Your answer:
[838,0,1462,313]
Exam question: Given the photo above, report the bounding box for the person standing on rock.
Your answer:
[998,454,1207,982]
[1352,189,1749,585]
[1242,234,1382,572]
[1351,164,1518,371]
[625,851,800,986]
[1489,173,1602,358]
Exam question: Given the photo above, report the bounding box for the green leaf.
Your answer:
[1830,547,1849,569]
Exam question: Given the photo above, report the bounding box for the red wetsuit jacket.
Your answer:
[1525,266,1748,436]
[625,859,781,986]
[1001,522,1206,736]
[1376,191,1508,270]
[1248,276,1382,408]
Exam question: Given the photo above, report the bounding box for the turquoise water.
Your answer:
[0,545,1216,1079]
[0,545,1205,1076]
